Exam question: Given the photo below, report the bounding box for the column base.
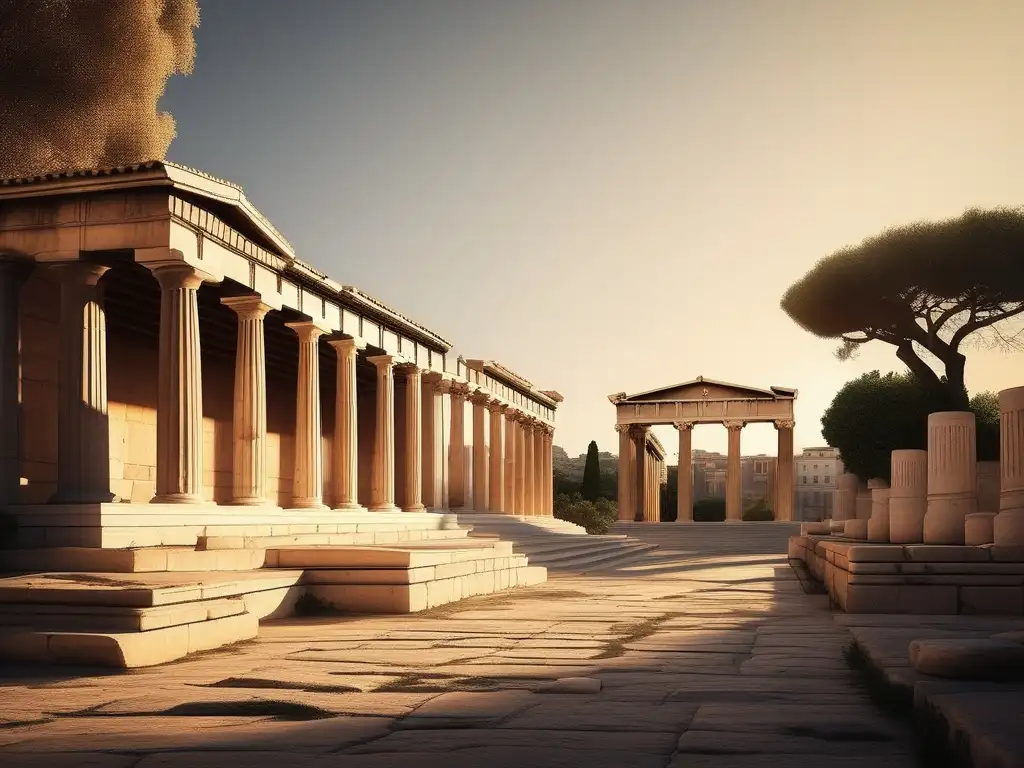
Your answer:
[333,503,368,513]
[369,503,401,513]
[226,498,272,507]
[402,504,427,513]
[290,500,329,510]
[995,510,1024,546]
[149,493,204,505]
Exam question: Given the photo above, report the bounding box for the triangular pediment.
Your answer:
[620,377,787,403]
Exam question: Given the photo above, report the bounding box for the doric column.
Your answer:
[615,425,633,521]
[889,450,927,543]
[533,422,546,516]
[503,409,518,513]
[328,337,365,510]
[923,411,977,544]
[286,321,327,509]
[222,296,272,506]
[724,420,744,521]
[469,391,490,511]
[421,373,446,510]
[488,401,506,513]
[674,421,694,522]
[150,263,206,504]
[397,364,424,512]
[522,419,536,515]
[52,261,115,504]
[367,354,399,511]
[448,382,469,509]
[543,426,554,515]
[0,259,32,510]
[633,427,648,522]
[996,387,1024,545]
[774,419,795,521]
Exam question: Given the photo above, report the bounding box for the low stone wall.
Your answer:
[790,534,1024,614]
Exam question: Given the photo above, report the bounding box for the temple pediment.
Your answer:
[612,376,797,403]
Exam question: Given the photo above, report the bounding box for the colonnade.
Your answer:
[615,418,796,523]
[1,258,556,515]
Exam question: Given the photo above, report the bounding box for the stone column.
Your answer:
[421,373,445,510]
[675,421,693,522]
[503,408,518,513]
[889,449,928,543]
[923,411,977,544]
[867,478,891,542]
[448,382,469,509]
[834,473,859,522]
[53,261,115,504]
[996,386,1024,545]
[222,296,272,506]
[774,419,795,521]
[151,264,206,504]
[0,259,32,510]
[398,364,424,512]
[470,392,489,511]
[724,420,744,521]
[328,337,365,510]
[616,425,632,521]
[367,355,399,511]
[533,422,546,516]
[286,322,327,509]
[523,420,536,515]
[488,401,505,513]
[633,427,648,522]
[544,426,554,515]
[514,415,527,515]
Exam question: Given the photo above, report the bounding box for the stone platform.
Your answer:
[0,537,547,668]
[790,533,1024,614]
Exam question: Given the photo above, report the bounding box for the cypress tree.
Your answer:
[581,440,602,501]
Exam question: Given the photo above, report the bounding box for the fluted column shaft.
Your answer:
[368,355,399,511]
[470,393,489,511]
[397,365,424,512]
[503,410,518,513]
[0,259,32,510]
[543,428,554,515]
[996,387,1024,544]
[152,264,205,504]
[53,261,115,504]
[774,419,795,521]
[488,402,505,512]
[615,426,633,521]
[515,419,527,514]
[633,427,648,522]
[448,383,468,509]
[923,411,977,544]
[223,296,271,505]
[533,423,545,515]
[287,322,327,508]
[523,421,536,515]
[724,421,744,521]
[328,337,364,510]
[421,374,445,510]
[675,422,693,522]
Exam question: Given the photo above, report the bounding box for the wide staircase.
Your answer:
[611,521,802,556]
[458,513,660,572]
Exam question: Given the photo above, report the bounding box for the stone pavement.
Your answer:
[0,550,919,768]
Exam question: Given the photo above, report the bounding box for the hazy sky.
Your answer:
[161,0,1024,461]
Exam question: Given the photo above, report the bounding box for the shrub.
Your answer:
[554,492,618,535]
[742,497,774,521]
[692,497,726,522]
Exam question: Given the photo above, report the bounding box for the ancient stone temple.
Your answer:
[0,162,562,548]
[610,377,797,522]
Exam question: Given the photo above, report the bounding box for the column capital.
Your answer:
[286,320,326,343]
[395,362,422,378]
[468,389,492,406]
[449,381,472,401]
[614,424,632,434]
[723,420,746,431]
[673,420,695,432]
[221,294,272,320]
[487,399,508,414]
[146,261,212,291]
[774,419,795,430]
[51,260,110,286]
[630,424,650,437]
[327,334,367,355]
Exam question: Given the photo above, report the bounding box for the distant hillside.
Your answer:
[552,445,618,499]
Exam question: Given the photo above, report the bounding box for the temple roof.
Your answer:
[609,376,798,404]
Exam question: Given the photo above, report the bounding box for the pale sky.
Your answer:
[160,0,1024,461]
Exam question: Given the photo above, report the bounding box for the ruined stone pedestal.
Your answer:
[966,512,996,546]
[866,479,891,542]
[924,411,978,545]
[890,449,927,544]
[995,386,1024,546]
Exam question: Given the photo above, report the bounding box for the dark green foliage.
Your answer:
[662,466,678,522]
[580,441,602,501]
[742,497,774,521]
[782,208,1024,410]
[554,492,618,534]
[693,497,726,522]
[822,370,1000,482]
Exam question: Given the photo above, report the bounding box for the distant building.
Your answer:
[690,449,776,505]
[794,447,843,522]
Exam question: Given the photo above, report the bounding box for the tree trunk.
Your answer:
[940,351,970,410]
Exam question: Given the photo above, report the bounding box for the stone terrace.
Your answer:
[0,544,918,768]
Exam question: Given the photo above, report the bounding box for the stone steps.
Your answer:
[611,521,802,555]
[0,546,268,574]
[535,540,661,572]
[198,526,469,551]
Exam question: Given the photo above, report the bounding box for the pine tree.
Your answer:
[581,440,602,501]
